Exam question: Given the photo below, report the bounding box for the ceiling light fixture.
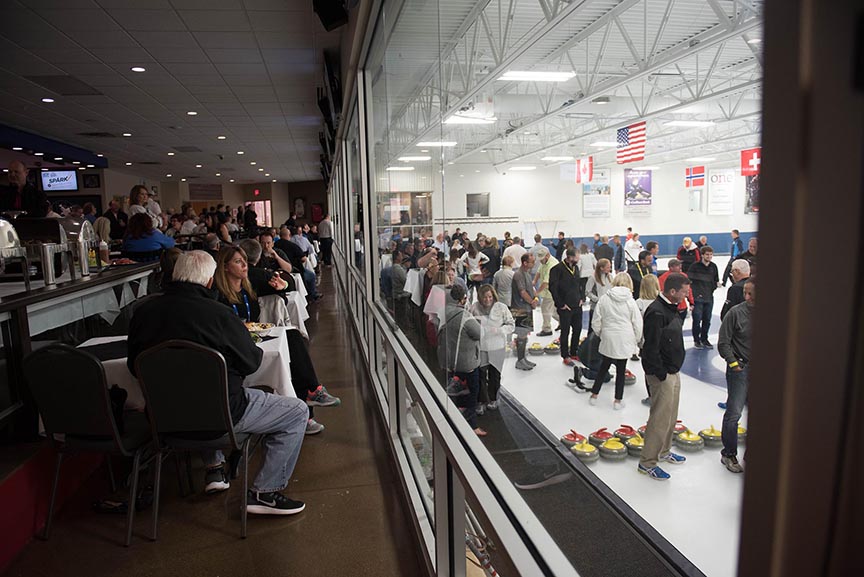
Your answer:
[258,168,264,171]
[181,178,186,182]
[230,179,235,182]
[665,120,715,127]
[590,141,618,147]
[166,174,172,177]
[747,38,762,44]
[541,156,574,161]
[122,133,132,137]
[420,149,429,152]
[592,96,611,105]
[78,167,85,170]
[86,164,94,168]
[125,162,132,166]
[12,146,22,151]
[167,152,175,156]
[186,111,197,116]
[398,156,431,162]
[444,115,496,125]
[386,166,415,171]
[34,152,44,156]
[131,66,146,73]
[685,157,717,162]
[272,179,277,183]
[41,97,55,103]
[217,135,226,140]
[265,173,270,177]
[72,161,80,165]
[237,151,244,155]
[250,161,256,165]
[96,153,103,157]
[498,70,575,82]
[417,141,457,147]
[195,164,202,168]
[509,166,537,171]
[216,173,221,176]
[54,157,62,161]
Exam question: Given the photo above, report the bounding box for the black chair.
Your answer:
[134,340,252,540]
[22,344,151,547]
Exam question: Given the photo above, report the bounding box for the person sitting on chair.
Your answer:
[122,212,175,258]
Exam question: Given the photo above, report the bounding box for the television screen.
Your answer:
[41,170,78,191]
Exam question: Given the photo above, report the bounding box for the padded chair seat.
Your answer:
[161,432,251,451]
[65,411,151,452]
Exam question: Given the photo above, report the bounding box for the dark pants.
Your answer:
[678,309,687,323]
[453,368,480,428]
[286,329,319,417]
[320,237,333,265]
[478,364,501,404]
[591,355,628,400]
[558,307,582,358]
[587,307,595,335]
[513,310,533,360]
[721,366,749,457]
[691,299,713,343]
[354,251,363,269]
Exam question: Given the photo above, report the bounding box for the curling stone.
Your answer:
[675,429,705,452]
[560,430,586,448]
[737,424,747,442]
[625,435,644,457]
[614,425,638,444]
[699,425,723,447]
[674,420,688,437]
[589,427,614,447]
[553,337,560,345]
[528,342,545,356]
[544,342,560,355]
[624,369,637,386]
[599,438,628,460]
[637,424,648,436]
[571,440,599,463]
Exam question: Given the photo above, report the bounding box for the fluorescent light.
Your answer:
[592,96,611,105]
[96,153,103,157]
[398,156,431,162]
[685,157,717,162]
[181,178,186,182]
[131,67,146,73]
[272,179,277,182]
[258,168,264,171]
[665,120,715,127]
[41,98,55,103]
[444,115,496,124]
[12,147,22,151]
[34,152,43,156]
[86,164,94,168]
[509,166,536,171]
[499,71,576,82]
[386,166,415,171]
[230,179,235,182]
[217,135,226,140]
[53,157,62,161]
[265,173,270,177]
[72,161,80,165]
[237,151,245,155]
[420,149,429,152]
[186,111,197,116]
[590,141,618,147]
[417,141,457,147]
[541,156,574,161]
[125,162,132,166]
[167,152,175,156]
[122,133,132,137]
[78,167,85,170]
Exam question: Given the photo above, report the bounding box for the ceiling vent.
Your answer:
[24,75,101,96]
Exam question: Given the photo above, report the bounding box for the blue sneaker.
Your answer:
[718,402,727,410]
[660,452,687,465]
[638,464,670,480]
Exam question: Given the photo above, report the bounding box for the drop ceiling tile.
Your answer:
[191,85,235,97]
[222,74,272,86]
[248,11,313,32]
[99,85,158,103]
[76,75,134,87]
[193,31,259,49]
[106,9,187,31]
[178,10,250,32]
[260,48,316,63]
[267,59,316,75]
[274,85,315,101]
[234,87,278,103]
[205,49,263,64]
[243,102,282,115]
[36,9,122,30]
[91,47,160,64]
[253,32,314,50]
[243,0,308,10]
[0,28,80,50]
[97,0,173,8]
[172,0,243,9]
[214,62,268,76]
[147,48,210,63]
[29,48,101,64]
[0,50,65,76]
[201,103,246,114]
[65,29,139,49]
[286,115,321,127]
[162,63,221,77]
[129,30,199,49]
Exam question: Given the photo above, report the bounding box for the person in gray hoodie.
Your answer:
[438,284,486,436]
[717,278,755,474]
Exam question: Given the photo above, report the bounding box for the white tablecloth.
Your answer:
[423,285,449,330]
[258,292,309,338]
[79,328,295,410]
[290,272,308,304]
[405,269,425,306]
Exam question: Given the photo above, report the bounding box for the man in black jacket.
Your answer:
[639,272,691,481]
[687,245,720,348]
[612,235,626,272]
[720,259,750,320]
[103,199,129,240]
[594,236,614,264]
[628,250,653,299]
[127,251,309,515]
[550,248,584,367]
[2,160,47,217]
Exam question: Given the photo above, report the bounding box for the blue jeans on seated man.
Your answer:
[721,365,748,457]
[205,388,308,493]
[302,268,319,298]
[691,299,713,343]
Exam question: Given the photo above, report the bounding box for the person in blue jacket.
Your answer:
[722,229,745,285]
[123,212,175,256]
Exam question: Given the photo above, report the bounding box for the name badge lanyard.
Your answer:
[232,291,252,321]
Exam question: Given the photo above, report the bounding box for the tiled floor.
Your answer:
[2,269,425,577]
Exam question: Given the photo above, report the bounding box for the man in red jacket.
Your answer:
[658,259,694,322]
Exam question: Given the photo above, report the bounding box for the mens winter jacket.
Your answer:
[549,260,584,310]
[594,243,614,264]
[718,301,753,365]
[677,244,700,273]
[688,260,719,301]
[591,286,643,360]
[438,302,481,373]
[641,296,686,380]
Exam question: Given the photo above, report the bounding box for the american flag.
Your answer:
[616,121,646,164]
[685,166,705,188]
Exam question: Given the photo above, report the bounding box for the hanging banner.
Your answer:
[745,174,760,214]
[740,147,762,176]
[582,169,610,217]
[623,168,652,217]
[708,169,735,215]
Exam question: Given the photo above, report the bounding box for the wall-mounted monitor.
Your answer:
[40,170,79,191]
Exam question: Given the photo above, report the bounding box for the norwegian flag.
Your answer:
[685,166,705,188]
[616,121,646,164]
[741,147,761,176]
[575,156,593,183]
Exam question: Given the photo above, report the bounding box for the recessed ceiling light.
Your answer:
[265,173,270,177]
[166,174,172,177]
[685,157,717,162]
[237,151,244,155]
[417,141,457,147]
[398,156,431,162]
[186,111,197,116]
[12,146,22,151]
[72,161,80,165]
[96,153,103,157]
[272,179,277,182]
[167,152,175,156]
[54,157,62,161]
[509,166,537,171]
[258,168,264,171]
[181,178,186,182]
[665,120,715,127]
[229,179,235,182]
[386,166,415,171]
[34,152,44,156]
[122,133,132,137]
[217,135,226,140]
[590,141,618,147]
[195,164,202,168]
[125,162,132,166]
[41,97,55,103]
[250,161,256,165]
[541,156,574,161]
[131,66,146,73]
[498,70,576,82]
[215,173,221,176]
[86,164,94,168]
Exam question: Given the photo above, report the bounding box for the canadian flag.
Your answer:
[740,147,762,176]
[575,156,593,183]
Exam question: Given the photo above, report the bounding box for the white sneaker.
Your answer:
[305,418,325,435]
[589,396,598,406]
[613,400,625,410]
[487,401,499,410]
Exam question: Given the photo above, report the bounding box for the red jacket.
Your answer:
[658,271,694,311]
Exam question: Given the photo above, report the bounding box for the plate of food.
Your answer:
[245,322,274,337]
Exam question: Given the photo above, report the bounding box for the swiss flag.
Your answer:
[741,147,762,176]
[575,156,593,183]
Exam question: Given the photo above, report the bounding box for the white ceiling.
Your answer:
[0,0,341,184]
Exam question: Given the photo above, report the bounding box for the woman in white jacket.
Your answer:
[589,273,643,409]
[470,284,515,413]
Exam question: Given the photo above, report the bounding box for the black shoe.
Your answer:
[630,354,640,361]
[246,490,306,515]
[204,466,230,494]
[537,330,553,337]
[514,466,572,490]
[694,341,705,349]
[702,340,714,349]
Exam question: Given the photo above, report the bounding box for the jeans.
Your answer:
[302,268,318,298]
[320,237,333,265]
[558,307,582,358]
[691,299,713,343]
[721,365,749,457]
[591,355,628,400]
[453,368,480,428]
[205,388,308,493]
[478,364,501,404]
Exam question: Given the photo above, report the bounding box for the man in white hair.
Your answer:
[127,251,309,515]
[720,259,751,320]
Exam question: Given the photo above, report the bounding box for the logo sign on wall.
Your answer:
[582,169,610,218]
[623,168,652,217]
[708,169,735,215]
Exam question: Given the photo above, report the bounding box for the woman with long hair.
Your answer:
[127,185,159,228]
[458,242,489,301]
[123,212,175,257]
[213,245,340,435]
[585,258,613,333]
[469,284,515,414]
[589,272,643,410]
[214,211,232,244]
